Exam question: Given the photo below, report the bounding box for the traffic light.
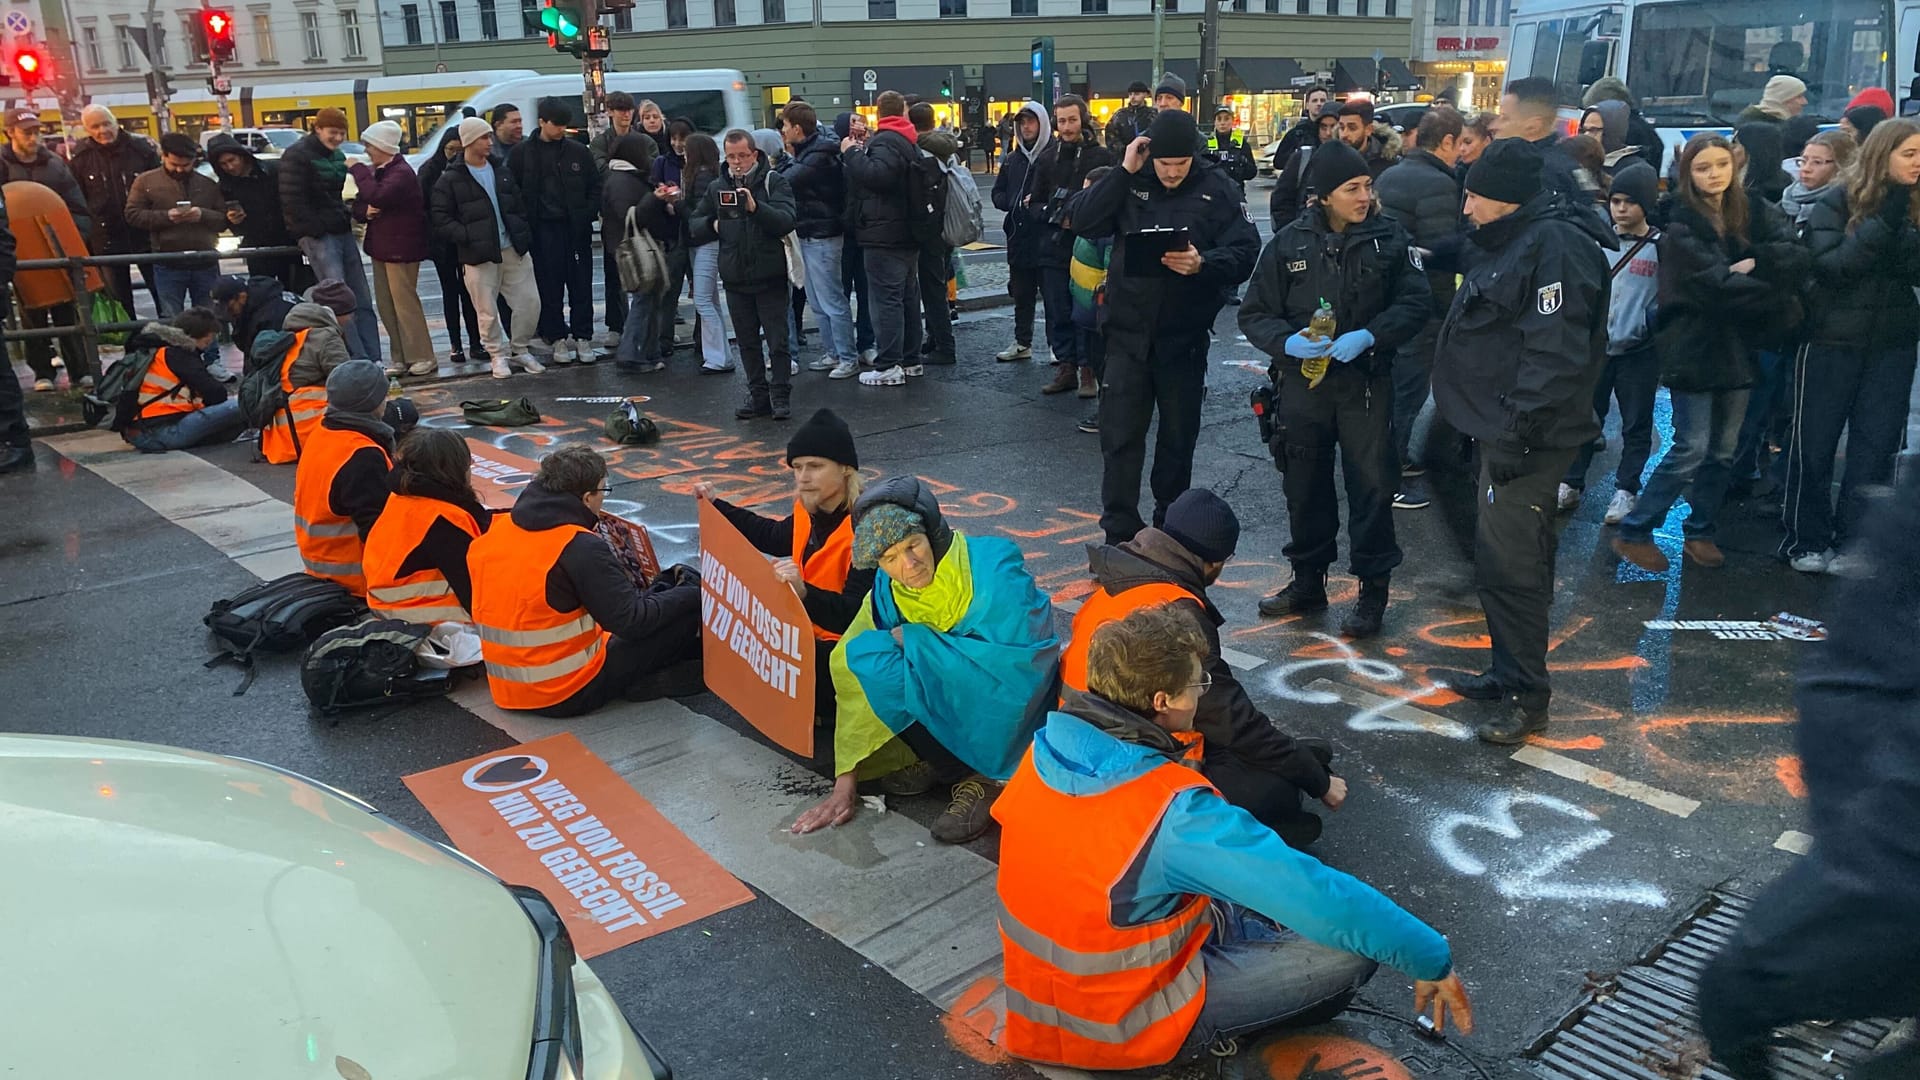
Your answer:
[940,78,952,99]
[202,10,236,62]
[14,48,44,91]
[540,0,588,54]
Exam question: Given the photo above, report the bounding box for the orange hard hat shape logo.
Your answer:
[1258,1034,1413,1080]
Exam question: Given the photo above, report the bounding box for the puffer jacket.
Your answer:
[780,128,845,239]
[0,145,92,236]
[689,156,797,292]
[1800,182,1920,349]
[350,156,431,264]
[430,157,533,265]
[844,117,919,250]
[123,165,226,265]
[282,301,353,388]
[990,101,1052,267]
[507,133,601,233]
[277,131,351,239]
[207,135,291,251]
[600,133,666,256]
[414,132,463,262]
[1653,197,1809,391]
[227,276,299,359]
[70,131,160,253]
[1374,149,1464,312]
[1028,104,1115,268]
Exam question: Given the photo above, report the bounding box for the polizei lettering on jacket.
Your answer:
[698,551,806,697]
[487,780,686,930]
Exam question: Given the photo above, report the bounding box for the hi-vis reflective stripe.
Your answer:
[484,635,606,683]
[997,901,1204,976]
[294,514,360,538]
[370,580,455,603]
[477,613,598,649]
[1001,950,1206,1044]
[373,602,473,624]
[303,556,365,578]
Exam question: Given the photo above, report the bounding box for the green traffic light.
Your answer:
[540,4,580,38]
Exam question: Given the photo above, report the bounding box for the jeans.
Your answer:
[841,237,874,353]
[154,264,221,364]
[1391,318,1438,469]
[1182,902,1378,1050]
[1099,331,1208,543]
[689,243,731,369]
[613,289,657,368]
[299,233,381,363]
[1731,348,1787,485]
[1007,262,1039,348]
[727,284,792,397]
[530,225,594,344]
[865,246,919,369]
[799,236,857,365]
[1779,342,1920,557]
[919,243,954,357]
[1619,387,1749,542]
[1039,264,1080,367]
[1565,342,1659,494]
[127,399,246,452]
[1277,365,1402,579]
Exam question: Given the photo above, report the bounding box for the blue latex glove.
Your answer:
[1329,329,1375,364]
[1284,330,1331,360]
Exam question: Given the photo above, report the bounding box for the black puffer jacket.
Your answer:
[415,132,463,262]
[1240,204,1432,378]
[1374,149,1464,312]
[689,157,797,292]
[277,132,350,239]
[508,133,601,233]
[1029,114,1115,268]
[843,124,918,250]
[227,275,300,359]
[69,131,160,254]
[1800,182,1920,350]
[851,476,954,563]
[1653,197,1809,392]
[207,135,292,251]
[780,128,846,239]
[430,158,533,265]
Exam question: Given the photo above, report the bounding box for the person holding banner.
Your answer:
[790,477,1061,845]
[695,409,874,721]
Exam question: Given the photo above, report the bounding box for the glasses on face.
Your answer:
[1188,670,1213,694]
[593,485,612,495]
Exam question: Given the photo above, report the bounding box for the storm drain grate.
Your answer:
[1526,889,1896,1080]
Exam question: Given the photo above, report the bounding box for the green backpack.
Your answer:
[460,398,542,427]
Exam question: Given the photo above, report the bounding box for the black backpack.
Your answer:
[205,573,367,693]
[301,618,454,716]
[906,148,951,247]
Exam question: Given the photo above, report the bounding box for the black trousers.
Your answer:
[726,283,792,395]
[539,607,704,718]
[530,225,594,343]
[1277,365,1402,579]
[1099,331,1208,543]
[22,304,87,383]
[432,252,483,355]
[1391,319,1438,469]
[246,253,310,297]
[1566,342,1659,494]
[651,246,689,362]
[1039,264,1080,367]
[1203,749,1327,843]
[918,243,953,356]
[1466,446,1577,710]
[0,331,27,447]
[1007,262,1039,348]
[898,720,969,780]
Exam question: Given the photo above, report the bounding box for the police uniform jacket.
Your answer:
[1239,204,1430,379]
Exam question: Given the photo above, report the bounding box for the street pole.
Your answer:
[1197,0,1220,119]
[143,0,172,134]
[209,56,231,130]
[1150,0,1164,89]
[581,24,610,140]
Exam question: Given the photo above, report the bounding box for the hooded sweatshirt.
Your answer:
[283,302,353,388]
[991,101,1054,267]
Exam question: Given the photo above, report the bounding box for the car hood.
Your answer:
[0,734,539,1080]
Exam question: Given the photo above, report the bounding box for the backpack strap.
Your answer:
[1611,230,1657,280]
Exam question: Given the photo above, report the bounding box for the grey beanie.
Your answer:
[325,359,389,417]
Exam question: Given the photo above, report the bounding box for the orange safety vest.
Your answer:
[293,424,388,596]
[467,516,611,710]
[364,494,481,625]
[260,331,326,465]
[1060,581,1197,694]
[791,501,855,642]
[993,738,1215,1069]
[134,349,205,423]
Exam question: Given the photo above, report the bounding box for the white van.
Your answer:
[406,68,751,166]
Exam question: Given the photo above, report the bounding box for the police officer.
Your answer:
[1070,109,1261,543]
[1240,142,1431,638]
[1204,105,1257,189]
[1428,139,1614,745]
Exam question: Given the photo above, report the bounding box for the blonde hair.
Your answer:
[1086,604,1208,714]
[1806,129,1857,172]
[1846,117,1920,233]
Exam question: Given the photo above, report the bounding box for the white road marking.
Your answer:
[1305,679,1475,740]
[1509,745,1701,819]
[1218,645,1267,673]
[1774,829,1813,855]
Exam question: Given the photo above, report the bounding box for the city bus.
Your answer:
[1505,0,1920,165]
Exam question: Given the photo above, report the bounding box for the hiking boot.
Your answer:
[931,775,999,844]
[1076,368,1098,398]
[1604,489,1636,525]
[1041,365,1077,394]
[1612,535,1670,572]
[1683,538,1725,568]
[1393,475,1431,510]
[995,343,1032,362]
[1427,668,1504,701]
[879,760,936,797]
[770,386,792,421]
[735,391,772,420]
[1341,576,1390,639]
[1257,567,1328,619]
[1477,698,1549,745]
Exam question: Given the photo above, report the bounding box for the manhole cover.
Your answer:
[1526,889,1897,1080]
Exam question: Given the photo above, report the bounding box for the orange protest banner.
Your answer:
[465,439,542,510]
[404,733,754,958]
[697,500,816,757]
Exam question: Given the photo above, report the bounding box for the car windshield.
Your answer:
[263,130,302,148]
[1629,0,1888,125]
[341,141,365,154]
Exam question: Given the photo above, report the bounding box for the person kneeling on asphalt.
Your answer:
[363,428,492,626]
[119,307,249,453]
[696,409,875,722]
[211,273,297,362]
[994,603,1472,1071]
[790,477,1060,844]
[292,360,395,596]
[1062,488,1346,847]
[467,445,703,718]
[1240,141,1431,638]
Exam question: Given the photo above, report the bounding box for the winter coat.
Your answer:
[1433,193,1617,449]
[1374,149,1465,312]
[119,322,230,433]
[208,136,292,251]
[499,480,700,646]
[69,131,160,254]
[1202,129,1257,185]
[0,146,92,237]
[227,276,299,359]
[1527,133,1589,203]
[1066,158,1261,343]
[1270,115,1323,176]
[350,156,431,264]
[780,128,846,240]
[123,166,226,267]
[1029,116,1115,269]
[589,123,655,173]
[1799,182,1920,350]
[647,151,689,247]
[689,157,797,292]
[508,134,601,233]
[1652,197,1808,390]
[843,118,918,250]
[277,131,351,239]
[430,157,533,265]
[1240,205,1432,379]
[992,101,1052,267]
[1104,103,1156,151]
[1271,143,1315,230]
[283,302,353,388]
[601,135,667,260]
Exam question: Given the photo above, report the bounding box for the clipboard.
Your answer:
[1123,227,1191,278]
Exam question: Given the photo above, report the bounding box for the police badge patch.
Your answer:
[1409,248,1424,271]
[1536,282,1562,315]
[1287,260,1308,273]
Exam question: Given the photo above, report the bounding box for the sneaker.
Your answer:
[406,360,437,377]
[1257,569,1329,618]
[860,347,879,365]
[700,361,736,373]
[1401,463,1426,478]
[828,360,860,380]
[1556,483,1582,511]
[50,356,65,370]
[878,761,936,797]
[790,359,801,376]
[1682,538,1725,568]
[468,345,491,363]
[1477,698,1549,745]
[591,329,619,350]
[1393,475,1431,510]
[1077,413,1099,434]
[925,350,957,366]
[859,365,907,387]
[995,343,1032,362]
[448,350,466,365]
[1611,535,1670,572]
[1789,549,1835,574]
[1604,489,1636,525]
[930,775,999,844]
[1427,668,1504,701]
[77,375,95,391]
[1077,368,1098,398]
[550,338,577,364]
[31,378,52,392]
[516,353,546,375]
[382,361,406,377]
[808,356,839,372]
[527,337,555,356]
[1827,550,1870,578]
[901,364,924,377]
[575,347,597,365]
[491,358,512,380]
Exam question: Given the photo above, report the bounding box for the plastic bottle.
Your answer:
[1302,297,1336,389]
[387,374,403,400]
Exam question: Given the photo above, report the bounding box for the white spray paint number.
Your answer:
[1430,792,1666,908]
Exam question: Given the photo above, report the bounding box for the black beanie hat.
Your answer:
[1154,73,1188,101]
[1307,141,1370,199]
[1845,104,1887,139]
[1147,108,1201,158]
[1128,80,1151,95]
[1162,489,1240,563]
[1609,161,1658,213]
[1465,139,1544,205]
[785,408,858,469]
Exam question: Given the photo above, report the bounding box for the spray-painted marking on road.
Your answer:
[1428,790,1667,908]
[1774,830,1813,855]
[1510,745,1701,819]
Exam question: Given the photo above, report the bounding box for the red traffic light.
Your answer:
[202,9,236,61]
[14,48,43,87]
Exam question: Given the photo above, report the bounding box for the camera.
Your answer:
[718,189,739,207]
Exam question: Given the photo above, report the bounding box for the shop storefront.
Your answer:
[1415,30,1508,113]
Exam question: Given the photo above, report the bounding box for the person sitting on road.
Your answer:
[994,603,1472,1072]
[696,409,875,721]
[1063,489,1345,847]
[253,281,359,464]
[118,307,247,454]
[211,273,297,361]
[364,428,492,626]
[467,445,703,718]
[791,476,1060,845]
[293,360,395,596]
